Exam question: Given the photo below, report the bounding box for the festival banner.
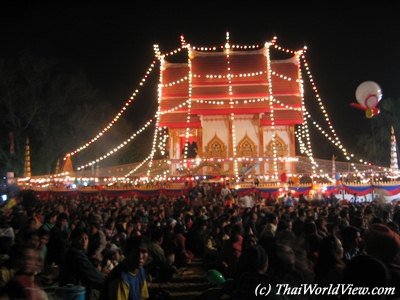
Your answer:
[373,184,400,196]
[290,185,312,195]
[257,187,281,198]
[236,188,255,197]
[324,185,341,195]
[342,184,373,196]
[133,188,160,199]
[162,188,188,197]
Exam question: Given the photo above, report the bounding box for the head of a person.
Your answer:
[38,230,50,247]
[90,221,101,234]
[239,245,268,274]
[151,228,164,244]
[317,235,344,266]
[266,213,278,225]
[56,213,69,229]
[343,254,390,298]
[45,212,57,224]
[364,223,400,263]
[274,243,296,273]
[24,231,40,249]
[14,245,41,276]
[341,226,361,250]
[69,228,89,251]
[123,236,148,271]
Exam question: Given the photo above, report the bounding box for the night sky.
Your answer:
[1,1,400,163]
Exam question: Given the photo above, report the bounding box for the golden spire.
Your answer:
[23,137,31,177]
[55,158,60,174]
[62,155,75,175]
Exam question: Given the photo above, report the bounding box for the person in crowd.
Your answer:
[341,225,364,262]
[220,224,243,277]
[59,227,104,300]
[232,245,269,300]
[342,255,391,300]
[40,212,57,233]
[174,223,193,268]
[46,212,70,265]
[101,236,149,300]
[88,221,107,262]
[0,245,47,300]
[314,235,345,284]
[147,227,176,281]
[101,244,124,275]
[363,223,400,298]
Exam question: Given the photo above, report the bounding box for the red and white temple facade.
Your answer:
[158,41,304,177]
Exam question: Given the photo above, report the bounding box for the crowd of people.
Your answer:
[0,181,399,299]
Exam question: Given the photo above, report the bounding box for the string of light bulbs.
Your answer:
[64,59,156,159]
[124,154,152,177]
[182,39,193,165]
[223,33,239,179]
[147,45,163,177]
[265,42,279,179]
[76,119,154,170]
[159,99,189,115]
[296,51,318,176]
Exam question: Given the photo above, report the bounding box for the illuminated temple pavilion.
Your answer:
[159,42,303,177]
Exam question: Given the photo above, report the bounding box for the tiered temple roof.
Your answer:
[159,47,303,128]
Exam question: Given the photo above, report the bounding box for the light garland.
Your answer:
[299,51,379,177]
[273,44,299,54]
[271,71,293,81]
[231,44,261,49]
[159,99,189,115]
[305,111,377,174]
[147,45,163,177]
[64,60,156,159]
[162,47,183,58]
[225,32,239,180]
[265,41,278,179]
[192,46,218,51]
[158,127,168,156]
[272,98,303,111]
[76,119,154,170]
[301,54,342,148]
[125,154,152,177]
[69,36,384,182]
[182,41,193,164]
[162,76,188,87]
[296,52,318,175]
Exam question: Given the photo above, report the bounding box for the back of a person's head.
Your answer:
[238,245,268,275]
[266,213,277,223]
[274,243,296,272]
[317,235,344,267]
[364,223,400,263]
[57,212,69,223]
[292,218,305,237]
[341,226,360,248]
[150,228,164,242]
[343,255,390,289]
[276,219,290,232]
[304,220,317,235]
